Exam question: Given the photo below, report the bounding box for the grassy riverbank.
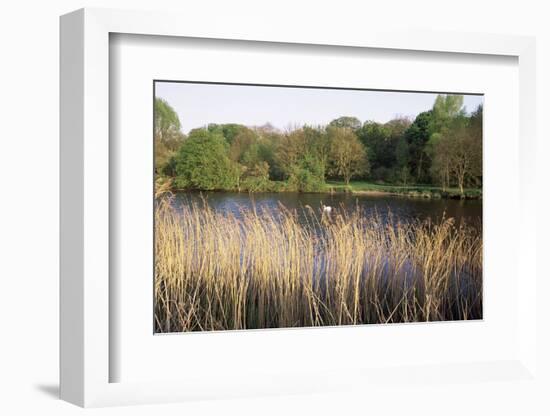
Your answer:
[154,196,482,332]
[325,181,482,200]
[159,176,482,200]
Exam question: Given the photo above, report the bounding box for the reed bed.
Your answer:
[154,195,482,332]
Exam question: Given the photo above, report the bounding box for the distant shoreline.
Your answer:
[163,180,482,200]
[324,182,482,200]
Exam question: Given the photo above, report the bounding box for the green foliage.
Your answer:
[229,127,259,163]
[329,116,362,131]
[395,136,409,168]
[275,129,309,177]
[328,126,369,185]
[405,111,433,182]
[356,122,392,178]
[424,97,482,195]
[207,123,248,144]
[429,114,482,195]
[154,98,185,174]
[252,127,284,180]
[274,126,329,189]
[161,155,178,177]
[240,164,273,192]
[154,98,181,141]
[353,117,412,183]
[430,94,465,136]
[287,154,326,192]
[156,94,482,194]
[173,129,239,190]
[303,126,331,178]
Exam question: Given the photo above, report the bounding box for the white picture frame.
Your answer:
[60,7,539,408]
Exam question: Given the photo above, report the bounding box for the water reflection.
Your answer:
[171,191,482,230]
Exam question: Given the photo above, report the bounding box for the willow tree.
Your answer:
[154,98,184,174]
[154,98,181,142]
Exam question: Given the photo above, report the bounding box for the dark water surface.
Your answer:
[171,191,482,229]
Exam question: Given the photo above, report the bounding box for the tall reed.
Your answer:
[154,195,482,332]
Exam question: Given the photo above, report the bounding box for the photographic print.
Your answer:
[154,81,483,333]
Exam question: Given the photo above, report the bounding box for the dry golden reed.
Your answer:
[154,195,482,332]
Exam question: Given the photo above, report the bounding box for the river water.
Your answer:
[171,191,482,229]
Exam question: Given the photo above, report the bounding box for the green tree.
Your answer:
[329,116,362,131]
[328,127,369,185]
[395,136,410,184]
[356,121,391,179]
[429,134,452,190]
[240,161,271,192]
[207,123,248,145]
[385,117,412,137]
[273,127,328,191]
[430,94,465,137]
[154,98,185,174]
[431,121,481,195]
[354,118,412,183]
[287,154,326,192]
[275,129,310,178]
[303,126,331,179]
[427,94,466,160]
[173,129,239,190]
[154,98,181,142]
[449,126,481,196]
[470,104,483,142]
[228,127,259,163]
[426,95,481,191]
[254,125,284,180]
[405,111,433,182]
[469,104,483,187]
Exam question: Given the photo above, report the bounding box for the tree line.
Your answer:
[155,94,482,196]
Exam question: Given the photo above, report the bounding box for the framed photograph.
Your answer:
[152,80,484,334]
[60,8,539,408]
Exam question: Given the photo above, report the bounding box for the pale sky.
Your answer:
[155,81,484,134]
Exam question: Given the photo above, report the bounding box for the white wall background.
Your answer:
[0,1,548,415]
